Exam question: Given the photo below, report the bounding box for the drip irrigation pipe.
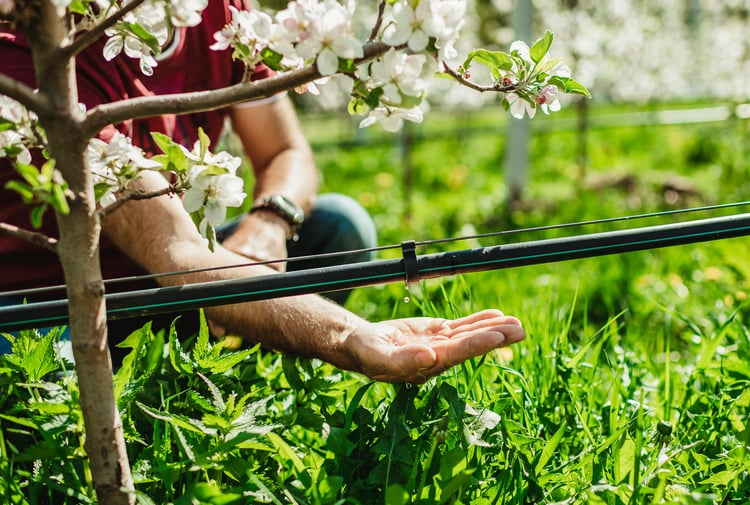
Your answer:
[2,212,750,331]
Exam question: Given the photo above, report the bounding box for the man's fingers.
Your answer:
[431,324,526,370]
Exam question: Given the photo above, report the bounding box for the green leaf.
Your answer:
[548,76,592,98]
[4,180,35,202]
[385,484,409,505]
[0,117,15,131]
[267,432,313,488]
[151,132,188,173]
[18,330,58,382]
[530,30,554,63]
[29,204,48,229]
[463,49,513,73]
[259,47,284,71]
[197,127,211,160]
[50,183,70,215]
[12,162,41,186]
[614,437,635,484]
[534,423,566,475]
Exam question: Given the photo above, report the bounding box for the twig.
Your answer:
[441,62,516,94]
[63,0,149,58]
[97,185,178,218]
[83,41,392,138]
[368,1,387,42]
[0,222,58,253]
[0,73,49,114]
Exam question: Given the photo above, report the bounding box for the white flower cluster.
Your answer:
[211,0,363,76]
[179,142,246,238]
[86,129,246,243]
[504,40,571,119]
[101,0,208,75]
[210,0,466,131]
[87,132,161,206]
[0,95,38,165]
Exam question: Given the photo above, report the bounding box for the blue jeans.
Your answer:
[220,192,377,303]
[0,193,376,355]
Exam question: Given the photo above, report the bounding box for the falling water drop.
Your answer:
[404,296,410,303]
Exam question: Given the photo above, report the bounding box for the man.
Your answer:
[0,1,525,382]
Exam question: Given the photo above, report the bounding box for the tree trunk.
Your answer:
[28,2,135,503]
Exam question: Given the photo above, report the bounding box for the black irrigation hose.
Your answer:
[2,212,750,331]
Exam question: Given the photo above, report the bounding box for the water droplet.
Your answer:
[404,296,410,303]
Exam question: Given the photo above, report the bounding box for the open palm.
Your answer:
[347,309,525,383]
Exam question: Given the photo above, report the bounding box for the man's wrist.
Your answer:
[250,194,304,241]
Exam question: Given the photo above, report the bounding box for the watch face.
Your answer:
[271,195,304,224]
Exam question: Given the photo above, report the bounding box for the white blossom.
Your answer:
[382,0,432,52]
[87,132,161,206]
[368,48,428,105]
[507,92,536,119]
[182,167,246,231]
[0,95,39,164]
[359,105,423,132]
[180,143,246,235]
[168,0,208,28]
[292,1,363,76]
[102,2,170,75]
[383,0,466,61]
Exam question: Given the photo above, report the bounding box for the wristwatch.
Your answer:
[250,194,305,240]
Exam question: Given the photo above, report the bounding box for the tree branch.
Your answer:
[64,0,149,58]
[0,222,58,253]
[369,1,387,42]
[0,73,49,114]
[97,185,177,218]
[82,41,392,138]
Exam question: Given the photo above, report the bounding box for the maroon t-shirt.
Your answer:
[0,1,272,295]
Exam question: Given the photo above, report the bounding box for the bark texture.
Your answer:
[27,2,135,503]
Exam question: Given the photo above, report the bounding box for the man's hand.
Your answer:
[344,309,525,383]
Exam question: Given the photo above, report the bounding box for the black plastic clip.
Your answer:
[401,240,419,288]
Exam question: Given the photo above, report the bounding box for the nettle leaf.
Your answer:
[530,30,554,63]
[168,319,196,374]
[548,76,591,98]
[197,372,226,414]
[18,330,57,382]
[136,401,216,436]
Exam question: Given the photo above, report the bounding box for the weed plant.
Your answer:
[1,104,749,503]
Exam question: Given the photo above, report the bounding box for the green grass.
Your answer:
[1,102,749,503]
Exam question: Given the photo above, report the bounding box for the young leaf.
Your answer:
[530,30,554,63]
[463,49,513,73]
[548,76,592,98]
[151,132,188,173]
